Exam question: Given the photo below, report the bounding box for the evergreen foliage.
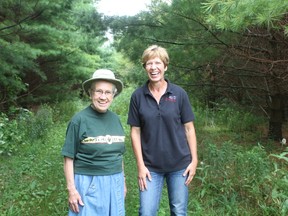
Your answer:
[108,0,288,140]
[0,0,108,111]
[202,0,288,32]
[201,0,288,140]
[1,0,288,214]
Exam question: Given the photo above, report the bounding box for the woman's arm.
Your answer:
[130,126,151,191]
[63,157,84,213]
[183,121,198,185]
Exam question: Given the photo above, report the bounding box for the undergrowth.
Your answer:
[0,87,287,215]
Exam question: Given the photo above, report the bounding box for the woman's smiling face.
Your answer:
[90,80,115,113]
[144,57,167,82]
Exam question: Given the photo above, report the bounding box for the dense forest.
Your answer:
[1,0,288,140]
[1,0,288,215]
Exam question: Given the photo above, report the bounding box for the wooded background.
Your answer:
[1,0,288,140]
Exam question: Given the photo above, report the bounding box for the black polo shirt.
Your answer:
[127,79,195,172]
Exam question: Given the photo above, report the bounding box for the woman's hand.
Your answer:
[138,166,152,191]
[183,160,198,186]
[68,189,84,213]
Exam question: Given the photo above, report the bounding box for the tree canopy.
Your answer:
[1,0,288,140]
[0,0,113,110]
[202,0,288,139]
[107,0,288,140]
[202,0,288,33]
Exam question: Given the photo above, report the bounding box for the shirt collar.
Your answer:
[144,79,173,95]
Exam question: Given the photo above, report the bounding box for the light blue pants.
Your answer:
[68,172,125,216]
[139,169,188,216]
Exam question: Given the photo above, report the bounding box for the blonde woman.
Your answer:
[128,45,198,216]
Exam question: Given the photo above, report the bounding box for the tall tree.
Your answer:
[108,0,288,140]
[202,0,288,140]
[0,0,108,111]
[108,0,223,92]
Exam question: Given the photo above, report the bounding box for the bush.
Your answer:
[0,104,60,156]
[194,140,287,215]
[110,86,134,132]
[194,100,265,131]
[1,97,287,215]
[25,105,54,140]
[216,101,266,132]
[270,148,288,215]
[52,100,84,123]
[0,110,30,156]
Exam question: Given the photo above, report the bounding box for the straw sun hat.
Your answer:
[82,69,123,97]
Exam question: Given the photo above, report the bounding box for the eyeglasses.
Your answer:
[93,89,114,97]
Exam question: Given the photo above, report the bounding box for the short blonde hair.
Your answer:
[141,45,169,68]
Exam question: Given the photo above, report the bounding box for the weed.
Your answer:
[0,96,287,215]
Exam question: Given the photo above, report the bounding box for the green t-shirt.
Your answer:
[61,106,125,176]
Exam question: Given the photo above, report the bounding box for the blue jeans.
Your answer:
[68,172,125,216]
[139,169,188,216]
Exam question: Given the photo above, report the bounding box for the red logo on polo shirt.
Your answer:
[165,96,176,102]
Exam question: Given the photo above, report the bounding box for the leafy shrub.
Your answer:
[25,105,54,140]
[110,86,134,132]
[270,148,288,215]
[1,96,287,215]
[52,100,84,123]
[0,105,56,155]
[0,110,30,155]
[195,140,288,215]
[216,101,266,132]
[194,100,266,135]
[110,86,133,115]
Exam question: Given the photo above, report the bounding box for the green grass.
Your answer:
[1,92,288,215]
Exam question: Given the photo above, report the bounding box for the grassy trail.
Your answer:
[1,103,287,215]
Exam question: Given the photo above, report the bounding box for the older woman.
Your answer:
[62,69,126,215]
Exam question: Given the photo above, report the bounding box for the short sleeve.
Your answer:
[61,120,80,158]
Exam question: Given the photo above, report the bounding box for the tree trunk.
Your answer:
[268,94,284,141]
